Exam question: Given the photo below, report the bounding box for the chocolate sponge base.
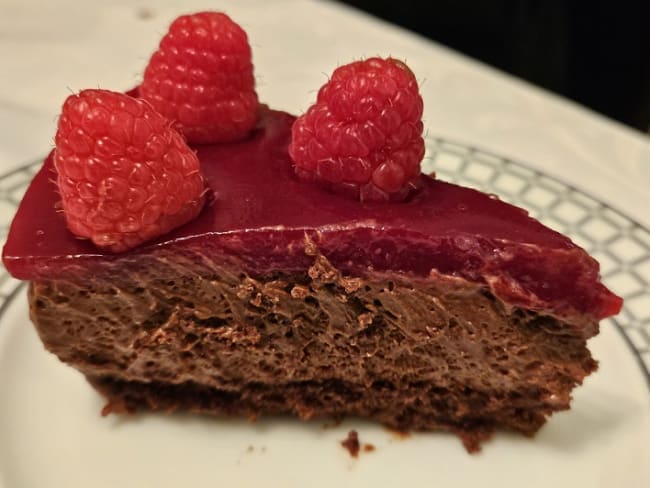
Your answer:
[28,248,598,452]
[88,375,548,452]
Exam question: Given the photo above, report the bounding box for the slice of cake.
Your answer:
[1,12,621,452]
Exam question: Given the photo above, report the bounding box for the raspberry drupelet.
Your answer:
[140,11,259,144]
[54,89,206,252]
[289,57,425,202]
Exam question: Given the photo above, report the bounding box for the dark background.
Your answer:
[338,1,650,133]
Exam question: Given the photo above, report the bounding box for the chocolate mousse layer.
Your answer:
[29,242,597,452]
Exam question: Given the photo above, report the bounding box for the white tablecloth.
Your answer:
[1,0,648,226]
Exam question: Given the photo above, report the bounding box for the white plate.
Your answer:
[1,141,649,488]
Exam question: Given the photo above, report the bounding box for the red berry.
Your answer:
[140,11,259,144]
[289,57,425,202]
[54,89,206,252]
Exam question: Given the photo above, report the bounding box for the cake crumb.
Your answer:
[341,430,376,458]
[341,430,360,458]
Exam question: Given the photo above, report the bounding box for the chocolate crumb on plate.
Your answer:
[341,430,360,458]
[341,430,375,458]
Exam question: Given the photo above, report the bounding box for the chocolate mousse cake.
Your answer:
[1,12,622,452]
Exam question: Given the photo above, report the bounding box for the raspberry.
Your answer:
[289,57,425,202]
[140,11,259,144]
[54,89,206,252]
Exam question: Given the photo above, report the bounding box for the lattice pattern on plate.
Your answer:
[1,141,649,387]
[0,163,41,309]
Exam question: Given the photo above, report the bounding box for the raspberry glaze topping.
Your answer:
[2,107,621,322]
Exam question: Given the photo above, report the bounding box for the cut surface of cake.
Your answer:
[3,107,621,451]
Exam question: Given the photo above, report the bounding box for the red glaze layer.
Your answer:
[2,108,622,322]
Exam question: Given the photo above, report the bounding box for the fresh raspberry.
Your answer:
[289,57,425,202]
[140,11,259,144]
[54,89,206,252]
